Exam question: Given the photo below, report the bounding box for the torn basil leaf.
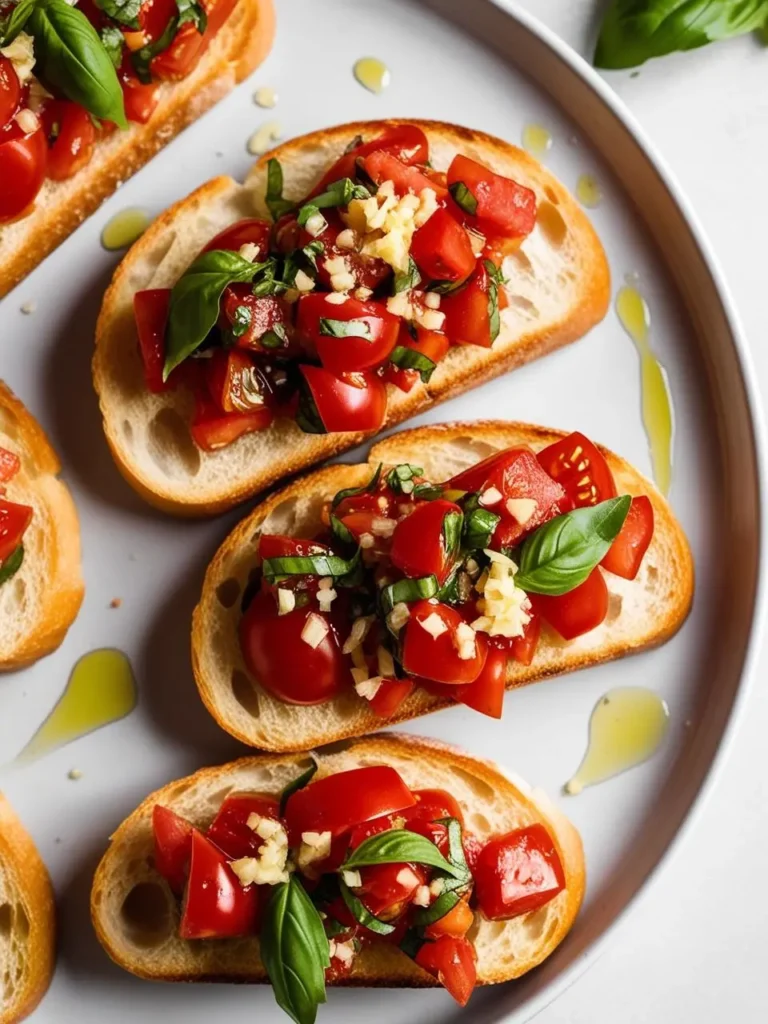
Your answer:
[318,318,373,341]
[265,158,294,221]
[449,180,478,216]
[389,345,436,383]
[331,465,382,509]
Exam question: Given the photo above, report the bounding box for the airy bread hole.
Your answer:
[449,767,495,801]
[507,295,539,317]
[506,249,533,275]
[645,565,659,590]
[468,811,492,835]
[606,593,623,623]
[232,669,261,716]
[147,408,201,479]
[544,186,560,205]
[206,786,234,809]
[537,202,567,248]
[14,906,28,939]
[522,907,549,940]
[216,577,241,608]
[122,420,134,450]
[12,576,26,607]
[0,903,12,937]
[120,883,173,948]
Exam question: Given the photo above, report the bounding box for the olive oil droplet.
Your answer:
[616,285,674,495]
[522,123,552,160]
[16,649,138,763]
[576,173,602,209]
[253,85,278,108]
[247,120,282,156]
[101,208,151,251]
[353,57,390,94]
[564,687,670,794]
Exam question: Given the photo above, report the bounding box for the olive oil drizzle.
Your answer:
[353,57,390,94]
[521,123,552,159]
[101,208,151,251]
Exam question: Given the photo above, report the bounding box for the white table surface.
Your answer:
[525,3,767,1021]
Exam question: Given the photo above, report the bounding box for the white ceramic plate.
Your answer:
[0,1,763,1021]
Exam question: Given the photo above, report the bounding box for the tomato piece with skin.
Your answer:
[152,805,193,894]
[179,830,259,939]
[219,286,291,353]
[258,534,330,561]
[203,218,271,257]
[510,609,541,666]
[299,366,387,434]
[447,154,537,239]
[0,499,33,563]
[601,495,654,580]
[118,60,159,124]
[415,935,477,1006]
[334,487,393,520]
[0,447,20,483]
[474,823,565,921]
[533,568,609,641]
[410,208,476,283]
[42,100,96,182]
[453,643,507,718]
[364,150,448,200]
[151,0,238,80]
[440,259,502,348]
[283,765,416,844]
[190,391,273,451]
[298,294,399,373]
[390,499,462,585]
[206,793,281,860]
[358,861,427,919]
[310,124,429,195]
[134,289,171,393]
[0,121,47,223]
[537,431,617,509]
[204,349,275,414]
[384,325,450,392]
[239,589,349,705]
[0,55,20,131]
[277,210,391,293]
[138,0,177,42]
[369,677,414,718]
[402,601,487,686]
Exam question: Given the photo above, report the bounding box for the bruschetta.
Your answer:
[0,793,55,1024]
[0,380,83,671]
[192,421,693,751]
[0,0,275,298]
[93,118,610,515]
[90,734,584,1019]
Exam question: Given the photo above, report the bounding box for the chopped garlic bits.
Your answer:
[343,615,374,654]
[342,869,362,888]
[229,814,291,886]
[301,612,330,648]
[343,181,438,273]
[454,621,478,660]
[296,830,332,872]
[1,32,35,83]
[386,289,446,331]
[472,549,531,639]
[419,612,448,639]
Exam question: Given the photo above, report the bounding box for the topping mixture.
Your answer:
[0,442,31,585]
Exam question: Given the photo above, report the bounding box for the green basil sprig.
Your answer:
[340,828,464,878]
[515,495,631,596]
[163,250,265,378]
[0,545,24,587]
[389,345,437,383]
[386,463,424,496]
[265,159,295,221]
[94,0,142,29]
[0,0,37,43]
[331,465,382,509]
[260,877,329,1024]
[380,574,438,618]
[279,758,318,816]
[595,0,768,69]
[318,318,373,341]
[449,180,478,216]
[296,178,371,228]
[339,880,396,936]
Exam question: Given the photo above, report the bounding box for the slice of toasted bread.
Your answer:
[0,794,55,1023]
[0,0,276,300]
[0,382,84,671]
[192,421,693,752]
[93,119,610,516]
[90,734,585,990]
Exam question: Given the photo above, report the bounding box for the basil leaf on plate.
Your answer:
[28,0,127,127]
[595,0,768,69]
[389,345,437,383]
[449,180,478,216]
[279,758,318,816]
[163,250,265,378]
[380,574,438,618]
[339,880,396,935]
[341,828,464,878]
[265,158,295,221]
[261,877,329,1024]
[385,463,424,496]
[99,24,125,68]
[318,318,373,340]
[515,495,631,596]
[93,0,142,29]
[0,545,24,587]
[331,464,382,509]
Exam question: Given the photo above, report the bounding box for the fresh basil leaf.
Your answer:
[98,24,124,68]
[483,258,501,344]
[389,345,437,384]
[399,928,425,960]
[595,0,768,69]
[462,500,500,550]
[251,255,284,297]
[392,257,421,294]
[0,0,38,44]
[318,318,373,341]
[339,880,396,936]
[449,180,478,216]
[93,0,141,29]
[380,574,439,618]
[265,158,295,221]
[175,0,207,32]
[442,510,463,560]
[28,0,127,127]
[261,877,329,1024]
[341,828,463,878]
[131,13,177,83]
[413,482,443,501]
[279,758,318,816]
[296,178,370,227]
[484,259,508,286]
[230,304,252,338]
[330,514,355,547]
[263,549,362,584]
[324,917,349,939]
[385,463,424,496]
[0,545,24,586]
[283,240,325,289]
[296,380,326,435]
[440,817,469,875]
[428,277,466,295]
[261,323,289,349]
[515,495,631,596]
[163,250,263,378]
[331,465,382,509]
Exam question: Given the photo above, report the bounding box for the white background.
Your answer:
[529,2,768,1021]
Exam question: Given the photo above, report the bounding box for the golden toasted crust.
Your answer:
[0,0,276,299]
[0,381,84,671]
[0,794,56,1024]
[90,735,585,987]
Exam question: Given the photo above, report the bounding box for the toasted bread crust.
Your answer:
[0,0,276,299]
[93,118,610,515]
[0,794,56,1024]
[90,735,585,987]
[191,420,693,750]
[0,381,84,671]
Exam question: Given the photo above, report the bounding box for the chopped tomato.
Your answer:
[42,100,96,182]
[0,499,33,563]
[369,677,414,718]
[179,830,259,939]
[415,935,477,1006]
[206,793,281,860]
[118,60,159,124]
[537,431,616,509]
[601,495,654,580]
[441,258,504,348]
[447,154,536,238]
[152,805,193,894]
[310,124,429,195]
[0,121,47,223]
[533,568,609,640]
[0,55,20,131]
[510,610,541,666]
[402,601,487,686]
[283,765,416,844]
[203,218,271,257]
[358,861,427,918]
[258,535,330,561]
[0,447,20,483]
[221,288,290,354]
[474,823,565,920]
[364,150,448,200]
[405,789,464,830]
[151,0,238,80]
[454,644,507,718]
[205,349,272,414]
[190,392,273,451]
[239,589,349,705]
[279,210,391,293]
[298,294,399,373]
[425,896,474,939]
[299,366,387,434]
[410,208,476,283]
[138,0,177,42]
[134,289,171,393]
[390,499,462,585]
[334,486,394,519]
[384,324,450,392]
[339,509,392,550]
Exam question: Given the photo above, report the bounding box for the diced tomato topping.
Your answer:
[415,935,477,1006]
[297,294,399,373]
[152,805,194,895]
[402,601,487,686]
[0,55,21,132]
[206,793,281,860]
[0,120,47,224]
[310,124,430,196]
[204,218,271,257]
[218,286,290,353]
[151,0,238,81]
[384,324,450,392]
[510,610,542,666]
[358,861,427,918]
[390,498,462,585]
[179,830,259,939]
[364,151,448,200]
[0,499,33,563]
[134,289,171,393]
[204,349,272,414]
[299,366,387,434]
[537,431,617,509]
[41,100,97,182]
[190,392,273,451]
[0,446,20,484]
[410,208,476,284]
[118,60,159,124]
[441,259,503,348]
[447,154,536,239]
[453,644,507,718]
[474,823,565,921]
[258,535,330,561]
[425,896,474,939]
[368,677,414,718]
[601,495,654,580]
[533,568,609,640]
